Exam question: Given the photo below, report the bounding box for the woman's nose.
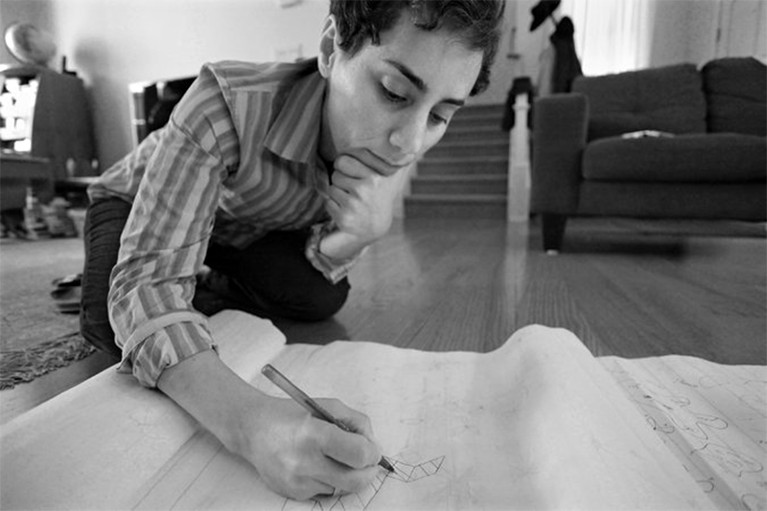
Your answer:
[389,112,426,157]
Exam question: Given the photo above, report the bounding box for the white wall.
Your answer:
[2,0,330,168]
[0,1,56,64]
[503,0,552,87]
[713,0,767,60]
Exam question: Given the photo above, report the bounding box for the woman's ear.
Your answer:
[318,14,338,78]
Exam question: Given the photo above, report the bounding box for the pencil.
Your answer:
[261,364,395,473]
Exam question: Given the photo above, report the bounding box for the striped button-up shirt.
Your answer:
[89,59,355,387]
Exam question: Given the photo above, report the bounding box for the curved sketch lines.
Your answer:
[695,477,715,493]
[740,379,767,412]
[635,381,729,442]
[602,358,767,510]
[692,443,763,479]
[674,412,728,443]
[741,491,767,511]
[645,415,675,434]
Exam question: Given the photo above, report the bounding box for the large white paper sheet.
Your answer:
[137,315,711,510]
[0,311,723,509]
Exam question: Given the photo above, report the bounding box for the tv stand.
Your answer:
[1,65,97,208]
[0,152,52,210]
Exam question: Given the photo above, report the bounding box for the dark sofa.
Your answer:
[530,57,766,251]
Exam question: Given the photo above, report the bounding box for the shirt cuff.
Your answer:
[117,315,218,388]
[305,222,365,284]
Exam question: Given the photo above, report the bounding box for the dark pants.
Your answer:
[80,198,350,359]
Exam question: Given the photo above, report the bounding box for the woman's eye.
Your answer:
[429,112,448,126]
[381,84,406,104]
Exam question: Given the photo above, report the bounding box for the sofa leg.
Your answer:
[542,214,567,253]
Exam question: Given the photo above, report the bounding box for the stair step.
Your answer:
[405,104,508,219]
[449,104,505,129]
[452,103,504,120]
[418,156,508,175]
[405,194,506,219]
[427,139,507,158]
[439,126,509,143]
[449,116,504,130]
[411,174,507,195]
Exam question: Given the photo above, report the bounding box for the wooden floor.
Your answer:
[279,217,766,364]
[1,216,765,424]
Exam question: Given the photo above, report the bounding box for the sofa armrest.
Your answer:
[531,93,588,214]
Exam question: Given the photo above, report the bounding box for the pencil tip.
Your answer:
[380,457,395,472]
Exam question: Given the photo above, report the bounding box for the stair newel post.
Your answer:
[507,92,531,223]
[393,161,416,219]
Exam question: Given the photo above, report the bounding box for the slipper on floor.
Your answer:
[52,273,82,288]
[51,273,82,314]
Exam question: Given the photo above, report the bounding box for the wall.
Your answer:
[713,0,766,59]
[0,1,55,64]
[503,0,552,90]
[2,0,330,168]
[650,0,709,67]
[465,0,518,107]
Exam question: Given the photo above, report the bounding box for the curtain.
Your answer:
[561,0,655,76]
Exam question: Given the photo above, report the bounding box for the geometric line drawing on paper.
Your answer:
[388,455,445,483]
[281,455,446,511]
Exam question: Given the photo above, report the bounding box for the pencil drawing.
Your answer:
[602,359,766,510]
[281,456,446,511]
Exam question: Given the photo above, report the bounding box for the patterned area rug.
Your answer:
[0,332,95,390]
[0,237,94,389]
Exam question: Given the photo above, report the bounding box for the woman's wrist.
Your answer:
[318,230,368,262]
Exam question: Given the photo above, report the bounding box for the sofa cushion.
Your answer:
[703,57,767,136]
[582,133,766,182]
[572,64,707,141]
[578,182,766,221]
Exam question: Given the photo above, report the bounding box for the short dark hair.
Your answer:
[329,0,506,96]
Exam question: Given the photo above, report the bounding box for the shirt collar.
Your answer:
[263,60,326,165]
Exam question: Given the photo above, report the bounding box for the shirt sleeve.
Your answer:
[304,220,367,284]
[87,129,163,204]
[109,63,241,387]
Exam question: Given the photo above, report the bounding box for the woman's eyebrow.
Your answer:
[383,58,465,107]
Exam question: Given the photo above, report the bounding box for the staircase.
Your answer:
[404,104,508,219]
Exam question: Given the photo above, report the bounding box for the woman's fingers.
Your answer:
[315,421,381,469]
[307,447,382,495]
[320,398,378,444]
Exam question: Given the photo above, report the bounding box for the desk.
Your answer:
[0,153,53,209]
